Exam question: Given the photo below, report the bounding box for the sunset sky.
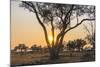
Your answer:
[11,1,95,49]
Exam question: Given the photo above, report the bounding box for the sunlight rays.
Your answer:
[48,35,56,44]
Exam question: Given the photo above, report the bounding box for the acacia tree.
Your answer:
[84,21,95,49]
[67,39,86,51]
[67,40,76,51]
[30,44,42,52]
[15,44,28,53]
[20,1,95,59]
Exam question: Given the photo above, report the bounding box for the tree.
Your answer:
[15,44,28,53]
[67,39,86,51]
[30,44,42,53]
[84,22,95,49]
[31,44,36,52]
[14,46,19,52]
[20,1,95,59]
[67,40,76,51]
[75,39,86,51]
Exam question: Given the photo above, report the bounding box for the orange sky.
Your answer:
[11,1,95,49]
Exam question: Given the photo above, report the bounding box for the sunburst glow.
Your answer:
[48,35,56,44]
[48,35,53,43]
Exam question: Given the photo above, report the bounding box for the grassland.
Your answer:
[11,50,95,66]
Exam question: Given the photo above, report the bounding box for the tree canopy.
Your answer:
[20,1,95,59]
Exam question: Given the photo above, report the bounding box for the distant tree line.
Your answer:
[13,38,94,54]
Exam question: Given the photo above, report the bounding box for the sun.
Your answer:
[48,35,53,43]
[48,35,56,44]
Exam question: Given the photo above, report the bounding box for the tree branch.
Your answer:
[64,5,74,23]
[22,1,51,47]
[83,24,91,35]
[64,18,95,34]
[56,9,73,45]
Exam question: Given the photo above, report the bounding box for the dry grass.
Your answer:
[11,50,95,66]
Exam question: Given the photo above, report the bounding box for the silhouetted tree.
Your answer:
[14,46,19,52]
[84,22,95,49]
[31,44,37,52]
[23,45,28,53]
[30,44,42,52]
[20,1,95,59]
[67,40,76,51]
[67,39,86,51]
[75,39,86,51]
[15,44,28,53]
[38,45,42,52]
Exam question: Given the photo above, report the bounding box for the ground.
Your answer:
[11,50,95,66]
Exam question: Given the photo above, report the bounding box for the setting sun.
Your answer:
[48,35,56,44]
[48,35,53,43]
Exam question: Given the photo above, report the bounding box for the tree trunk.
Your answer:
[49,47,59,60]
[51,19,55,48]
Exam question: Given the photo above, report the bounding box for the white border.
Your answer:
[22,0,95,5]
[0,0,99,67]
[0,0,10,67]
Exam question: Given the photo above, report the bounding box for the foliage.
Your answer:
[30,44,42,52]
[14,44,28,53]
[67,39,86,51]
